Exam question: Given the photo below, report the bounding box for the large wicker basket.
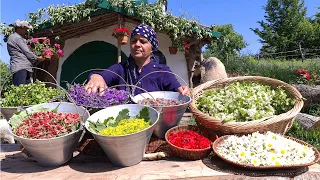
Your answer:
[212,135,320,170]
[189,76,304,136]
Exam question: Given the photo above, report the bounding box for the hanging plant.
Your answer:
[112,27,131,45]
[169,39,179,54]
[0,0,219,43]
[169,39,191,54]
[168,46,178,55]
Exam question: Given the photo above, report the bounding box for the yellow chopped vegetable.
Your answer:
[98,118,151,136]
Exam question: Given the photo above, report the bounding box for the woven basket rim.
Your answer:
[165,125,212,152]
[190,76,304,130]
[212,134,320,170]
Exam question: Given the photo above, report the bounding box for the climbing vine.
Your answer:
[0,0,218,43]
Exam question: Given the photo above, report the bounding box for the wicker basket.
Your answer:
[212,135,320,170]
[165,125,217,160]
[189,76,304,136]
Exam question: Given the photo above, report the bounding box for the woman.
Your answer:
[85,24,189,96]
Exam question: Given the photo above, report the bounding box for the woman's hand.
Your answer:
[84,74,107,96]
[178,85,189,96]
[36,37,48,41]
[37,56,45,62]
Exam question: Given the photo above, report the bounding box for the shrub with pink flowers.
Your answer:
[28,37,64,59]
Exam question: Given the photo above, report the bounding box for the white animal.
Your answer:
[0,119,15,144]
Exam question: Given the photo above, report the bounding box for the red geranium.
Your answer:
[305,72,310,81]
[168,130,211,149]
[296,68,310,81]
[182,41,190,54]
[112,27,131,38]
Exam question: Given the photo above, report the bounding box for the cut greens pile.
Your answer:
[196,81,296,122]
[88,107,152,136]
[1,80,62,107]
[9,105,81,139]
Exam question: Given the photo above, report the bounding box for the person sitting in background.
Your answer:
[85,24,188,96]
[7,20,46,86]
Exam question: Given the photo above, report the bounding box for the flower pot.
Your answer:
[117,35,129,45]
[42,51,52,59]
[169,47,178,54]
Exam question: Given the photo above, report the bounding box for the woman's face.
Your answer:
[130,34,152,60]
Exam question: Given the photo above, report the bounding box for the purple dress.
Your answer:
[91,60,181,95]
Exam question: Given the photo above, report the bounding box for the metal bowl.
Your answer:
[0,106,29,121]
[8,102,90,167]
[85,104,160,167]
[132,91,191,138]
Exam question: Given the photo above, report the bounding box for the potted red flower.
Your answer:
[112,27,131,45]
[169,40,191,54]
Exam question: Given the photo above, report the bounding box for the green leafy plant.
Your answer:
[307,104,320,117]
[0,60,12,94]
[1,80,62,107]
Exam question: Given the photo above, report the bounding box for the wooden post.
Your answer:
[298,42,305,62]
[117,14,123,63]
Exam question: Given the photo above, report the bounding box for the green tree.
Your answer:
[251,0,308,53]
[315,6,320,21]
[0,59,12,94]
[203,24,247,61]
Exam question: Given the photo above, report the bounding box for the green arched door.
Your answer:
[60,41,127,87]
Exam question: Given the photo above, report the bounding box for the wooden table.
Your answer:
[1,144,320,180]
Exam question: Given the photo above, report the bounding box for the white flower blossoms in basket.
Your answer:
[217,131,316,166]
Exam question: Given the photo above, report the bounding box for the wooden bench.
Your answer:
[1,144,319,180]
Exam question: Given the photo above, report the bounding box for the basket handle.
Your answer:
[3,80,88,129]
[70,68,129,87]
[0,67,58,94]
[133,70,192,99]
[107,84,162,111]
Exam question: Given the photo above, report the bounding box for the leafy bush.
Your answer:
[224,57,320,84]
[0,60,12,95]
[307,104,320,117]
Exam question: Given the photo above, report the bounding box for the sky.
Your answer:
[1,0,319,64]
